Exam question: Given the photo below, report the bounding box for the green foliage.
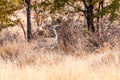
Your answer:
[53,0,67,9]
[40,0,120,20]
[94,0,120,21]
[108,0,120,21]
[0,0,23,28]
[39,0,67,13]
[0,0,119,31]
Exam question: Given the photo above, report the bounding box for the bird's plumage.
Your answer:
[34,25,59,50]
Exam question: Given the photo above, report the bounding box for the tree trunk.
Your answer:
[96,0,104,32]
[83,0,95,32]
[86,4,95,32]
[26,0,32,41]
[86,13,95,32]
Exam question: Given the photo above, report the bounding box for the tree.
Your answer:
[25,0,32,41]
[0,0,23,29]
[0,0,32,41]
[40,0,120,32]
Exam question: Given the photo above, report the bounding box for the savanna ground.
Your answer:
[0,26,120,80]
[0,10,120,80]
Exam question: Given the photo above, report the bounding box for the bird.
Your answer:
[33,25,59,50]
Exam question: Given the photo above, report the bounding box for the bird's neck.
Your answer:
[53,28,58,40]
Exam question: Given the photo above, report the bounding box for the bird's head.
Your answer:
[52,25,59,29]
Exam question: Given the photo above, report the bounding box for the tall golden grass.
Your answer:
[0,22,120,80]
[0,6,120,80]
[0,40,120,80]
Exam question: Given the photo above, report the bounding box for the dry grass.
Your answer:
[0,17,120,80]
[0,6,120,80]
[0,53,120,80]
[0,40,120,80]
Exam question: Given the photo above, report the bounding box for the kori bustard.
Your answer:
[34,24,59,50]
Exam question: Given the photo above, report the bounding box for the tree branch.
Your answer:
[82,0,88,8]
[66,1,86,13]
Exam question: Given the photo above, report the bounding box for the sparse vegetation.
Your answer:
[0,0,120,80]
